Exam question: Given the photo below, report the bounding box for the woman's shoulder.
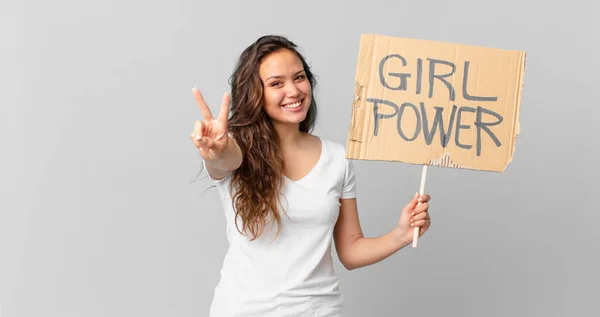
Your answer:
[317,136,348,160]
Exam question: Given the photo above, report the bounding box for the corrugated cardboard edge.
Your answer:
[504,51,527,171]
[346,34,375,158]
[491,51,526,172]
[348,81,366,143]
[427,152,460,168]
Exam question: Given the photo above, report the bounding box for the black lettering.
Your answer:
[427,58,456,101]
[421,103,457,147]
[379,54,411,91]
[368,98,399,136]
[475,106,503,156]
[455,106,475,150]
[462,61,498,101]
[416,58,423,95]
[397,102,421,141]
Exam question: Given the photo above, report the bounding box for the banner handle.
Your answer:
[412,165,428,248]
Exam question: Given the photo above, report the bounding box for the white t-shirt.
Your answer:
[207,137,357,317]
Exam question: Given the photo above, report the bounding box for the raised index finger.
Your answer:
[192,87,213,121]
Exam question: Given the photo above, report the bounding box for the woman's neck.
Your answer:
[273,122,304,149]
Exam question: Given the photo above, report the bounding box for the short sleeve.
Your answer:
[341,158,357,199]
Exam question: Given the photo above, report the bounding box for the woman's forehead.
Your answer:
[259,50,303,77]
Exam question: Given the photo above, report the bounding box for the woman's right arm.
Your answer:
[200,136,242,180]
[190,88,243,180]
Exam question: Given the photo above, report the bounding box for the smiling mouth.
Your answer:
[282,99,303,109]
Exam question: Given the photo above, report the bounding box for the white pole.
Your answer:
[412,165,428,248]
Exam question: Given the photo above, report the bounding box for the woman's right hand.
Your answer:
[190,87,231,162]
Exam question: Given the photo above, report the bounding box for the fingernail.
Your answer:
[418,197,423,202]
[410,218,413,223]
[410,223,414,227]
[411,212,414,216]
[195,134,201,140]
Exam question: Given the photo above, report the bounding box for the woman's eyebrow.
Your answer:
[266,70,305,81]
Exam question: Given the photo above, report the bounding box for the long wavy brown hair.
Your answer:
[227,35,318,241]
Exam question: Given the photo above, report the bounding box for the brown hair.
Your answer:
[227,35,318,240]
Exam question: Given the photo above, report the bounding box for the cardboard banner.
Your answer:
[346,34,526,172]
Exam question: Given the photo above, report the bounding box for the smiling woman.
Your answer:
[189,35,431,317]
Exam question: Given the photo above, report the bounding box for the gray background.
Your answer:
[1,0,598,316]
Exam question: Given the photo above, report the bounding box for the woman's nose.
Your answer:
[286,83,301,98]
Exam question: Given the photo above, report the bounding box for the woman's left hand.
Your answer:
[395,192,431,245]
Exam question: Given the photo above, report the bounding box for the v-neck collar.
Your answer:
[283,137,325,184]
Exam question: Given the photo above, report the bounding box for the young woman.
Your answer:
[190,35,431,317]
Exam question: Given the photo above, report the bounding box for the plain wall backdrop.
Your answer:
[1,0,598,316]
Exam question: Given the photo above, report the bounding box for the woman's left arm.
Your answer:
[333,193,431,270]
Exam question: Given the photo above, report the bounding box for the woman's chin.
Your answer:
[272,112,308,126]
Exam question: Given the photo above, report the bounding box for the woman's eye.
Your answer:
[270,81,281,87]
[295,75,306,81]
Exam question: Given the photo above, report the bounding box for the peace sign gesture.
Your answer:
[190,87,231,161]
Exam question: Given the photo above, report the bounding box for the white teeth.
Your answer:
[283,101,301,109]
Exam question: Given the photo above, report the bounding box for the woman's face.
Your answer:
[259,49,312,127]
